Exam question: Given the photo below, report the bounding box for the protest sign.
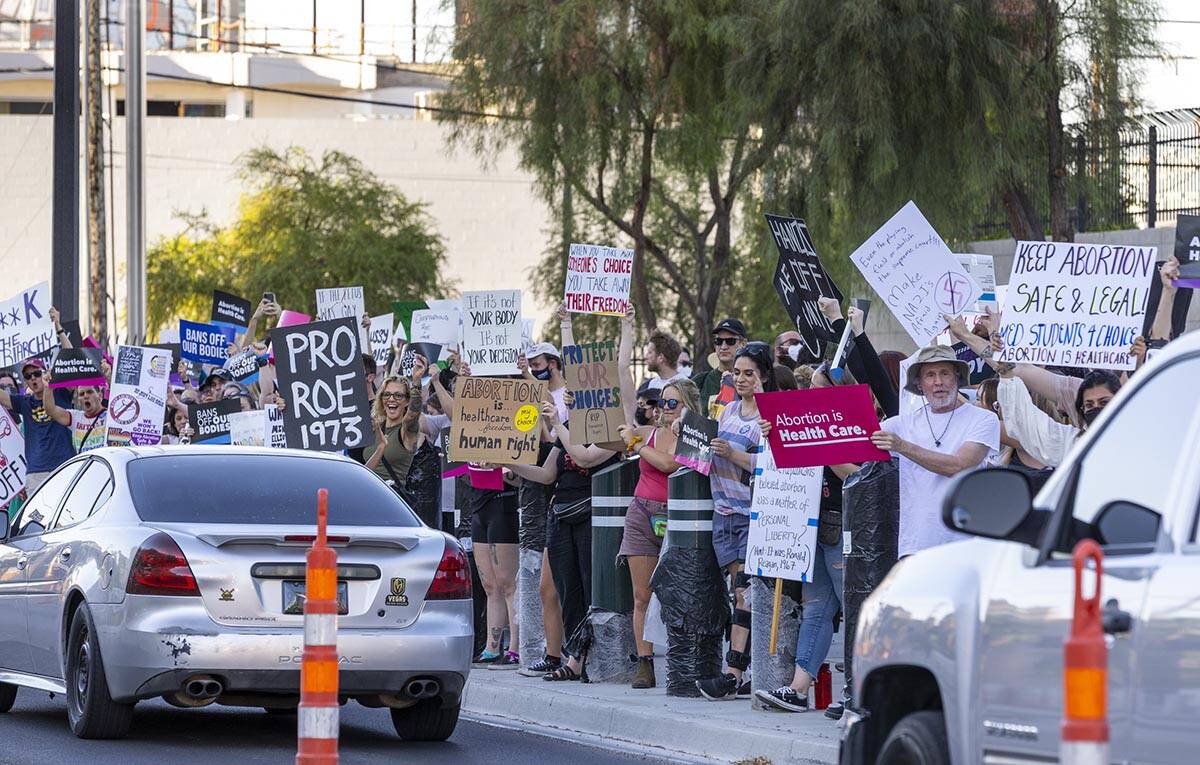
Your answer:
[756,386,890,469]
[222,348,262,385]
[521,318,536,354]
[673,408,718,476]
[106,345,170,446]
[448,376,546,465]
[49,348,106,388]
[564,243,634,315]
[368,313,394,367]
[850,201,980,346]
[0,282,56,369]
[410,308,460,346]
[397,343,441,377]
[158,327,180,343]
[267,407,287,448]
[952,342,995,386]
[278,310,311,328]
[0,409,27,508]
[956,253,997,311]
[997,241,1157,371]
[562,341,623,445]
[189,399,242,444]
[211,290,251,332]
[228,409,268,447]
[1175,214,1200,289]
[316,286,367,345]
[851,297,872,324]
[391,300,427,341]
[269,317,371,451]
[179,320,235,365]
[745,444,822,582]
[461,290,522,376]
[766,214,844,363]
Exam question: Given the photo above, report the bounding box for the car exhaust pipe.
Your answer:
[184,675,223,699]
[404,678,440,699]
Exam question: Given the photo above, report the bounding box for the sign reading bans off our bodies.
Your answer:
[449,377,546,465]
[562,341,623,445]
[997,241,1157,371]
[270,316,371,452]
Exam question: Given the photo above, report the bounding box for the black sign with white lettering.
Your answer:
[211,290,252,332]
[766,214,844,364]
[49,348,106,388]
[189,399,242,444]
[269,316,370,452]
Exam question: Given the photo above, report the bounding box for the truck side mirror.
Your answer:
[1093,500,1161,549]
[942,468,1035,542]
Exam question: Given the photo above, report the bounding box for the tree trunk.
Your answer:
[85,0,108,345]
[1001,180,1045,242]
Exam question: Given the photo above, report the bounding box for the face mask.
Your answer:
[1081,407,1103,427]
[634,407,650,426]
[677,364,692,378]
[532,367,552,381]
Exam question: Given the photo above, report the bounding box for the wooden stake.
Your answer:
[769,577,783,655]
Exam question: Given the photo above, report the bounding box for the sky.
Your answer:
[1139,0,1200,113]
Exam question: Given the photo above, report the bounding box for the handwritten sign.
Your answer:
[211,290,251,332]
[411,308,460,346]
[0,282,56,369]
[956,253,997,311]
[564,243,634,315]
[0,409,27,508]
[850,201,979,346]
[997,241,1157,370]
[189,399,241,445]
[563,341,624,444]
[745,444,822,582]
[179,320,235,365]
[756,386,890,469]
[316,286,367,346]
[673,408,718,476]
[229,409,268,447]
[368,313,394,367]
[448,377,546,465]
[462,290,522,376]
[106,345,171,446]
[268,407,287,448]
[766,214,844,363]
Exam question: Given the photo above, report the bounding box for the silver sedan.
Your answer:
[0,446,473,740]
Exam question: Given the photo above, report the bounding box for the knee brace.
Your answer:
[734,571,752,591]
[732,606,752,630]
[726,647,751,672]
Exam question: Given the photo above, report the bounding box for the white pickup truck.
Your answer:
[840,329,1200,764]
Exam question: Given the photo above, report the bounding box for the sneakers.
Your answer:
[489,651,520,670]
[754,686,809,713]
[519,655,561,677]
[631,657,655,689]
[472,650,501,667]
[696,672,740,701]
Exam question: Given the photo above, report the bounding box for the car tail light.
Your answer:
[127,532,200,596]
[427,538,472,600]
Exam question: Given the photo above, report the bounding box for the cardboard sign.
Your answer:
[106,345,171,446]
[562,341,623,445]
[179,320,236,365]
[0,282,57,369]
[211,290,252,332]
[745,444,822,582]
[49,348,106,388]
[461,290,522,376]
[564,243,634,315]
[0,409,27,508]
[755,386,890,469]
[228,409,268,447]
[448,376,546,465]
[673,408,718,476]
[766,214,844,363]
[222,348,262,385]
[368,313,394,367]
[956,253,997,311]
[997,241,1157,371]
[850,201,980,346]
[1175,214,1200,289]
[410,308,460,346]
[189,399,242,444]
[270,317,371,451]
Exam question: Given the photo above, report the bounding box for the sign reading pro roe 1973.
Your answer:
[270,317,371,451]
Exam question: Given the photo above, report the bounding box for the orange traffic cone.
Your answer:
[1061,539,1107,765]
[297,489,339,765]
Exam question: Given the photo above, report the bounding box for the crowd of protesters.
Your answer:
[0,253,1190,718]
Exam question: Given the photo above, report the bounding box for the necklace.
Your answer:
[923,401,959,448]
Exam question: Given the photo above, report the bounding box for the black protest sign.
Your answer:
[269,316,371,452]
[211,290,252,332]
[766,214,844,364]
[673,408,718,476]
[48,348,106,389]
[1141,262,1194,340]
[851,297,872,325]
[223,348,262,385]
[189,399,242,444]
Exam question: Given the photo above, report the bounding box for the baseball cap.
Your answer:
[711,318,747,338]
[526,342,561,361]
[20,358,47,373]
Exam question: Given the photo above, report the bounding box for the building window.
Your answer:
[116,100,226,117]
[0,101,53,115]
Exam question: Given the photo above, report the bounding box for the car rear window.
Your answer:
[127,453,421,527]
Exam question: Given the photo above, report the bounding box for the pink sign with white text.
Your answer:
[755,386,890,469]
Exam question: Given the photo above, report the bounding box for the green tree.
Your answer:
[147,147,449,337]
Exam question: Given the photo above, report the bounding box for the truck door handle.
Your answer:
[16,555,27,570]
[1102,598,1133,635]
[59,547,72,561]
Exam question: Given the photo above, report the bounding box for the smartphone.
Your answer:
[263,291,275,302]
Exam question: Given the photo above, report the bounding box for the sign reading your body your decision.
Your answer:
[461,290,522,376]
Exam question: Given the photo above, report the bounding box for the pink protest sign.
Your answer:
[468,466,505,491]
[755,386,890,469]
[277,310,311,328]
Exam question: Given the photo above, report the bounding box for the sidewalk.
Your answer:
[461,662,841,764]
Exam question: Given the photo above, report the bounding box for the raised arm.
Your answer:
[42,381,71,427]
[1149,256,1180,342]
[618,308,638,427]
[996,373,1076,467]
[430,364,456,416]
[505,446,562,485]
[558,301,576,349]
[848,306,899,417]
[50,307,72,349]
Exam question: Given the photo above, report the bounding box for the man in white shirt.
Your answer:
[43,382,108,454]
[870,345,1000,556]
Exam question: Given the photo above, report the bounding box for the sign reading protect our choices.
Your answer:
[564,243,634,315]
[179,320,236,365]
[997,241,1157,370]
[850,201,980,346]
[0,282,56,369]
[106,345,171,446]
[461,290,522,376]
[448,377,546,465]
[269,317,371,452]
[766,214,844,363]
[0,409,27,508]
[745,444,822,582]
[562,341,623,445]
[755,386,890,469]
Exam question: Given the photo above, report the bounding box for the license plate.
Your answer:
[282,580,349,615]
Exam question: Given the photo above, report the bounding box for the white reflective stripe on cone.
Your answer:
[1061,742,1108,765]
[298,705,340,739]
[667,520,713,531]
[668,499,714,510]
[304,613,337,646]
[591,496,635,507]
[590,515,626,527]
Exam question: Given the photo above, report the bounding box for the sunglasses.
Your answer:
[23,369,43,380]
[638,399,659,408]
[713,337,741,347]
[660,398,680,410]
[380,391,407,400]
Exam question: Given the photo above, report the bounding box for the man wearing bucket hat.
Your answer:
[870,345,999,556]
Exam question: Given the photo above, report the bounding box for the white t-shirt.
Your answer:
[881,402,1000,556]
[70,409,107,453]
[647,370,687,392]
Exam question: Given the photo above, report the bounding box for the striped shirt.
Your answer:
[710,399,761,516]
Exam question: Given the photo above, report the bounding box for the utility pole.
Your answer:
[85,0,107,345]
[125,0,146,341]
[51,0,80,324]
[411,0,417,62]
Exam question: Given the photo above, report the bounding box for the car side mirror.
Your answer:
[1093,500,1161,549]
[942,468,1039,544]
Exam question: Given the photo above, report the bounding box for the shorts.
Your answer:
[712,511,750,569]
[618,496,665,557]
[471,492,519,545]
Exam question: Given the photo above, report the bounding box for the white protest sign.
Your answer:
[744,444,823,582]
[997,241,1157,371]
[315,286,367,344]
[850,201,980,346]
[229,410,268,447]
[521,318,536,353]
[411,308,460,346]
[0,409,27,507]
[368,313,394,368]
[957,253,997,311]
[106,345,171,446]
[0,282,57,368]
[268,407,287,448]
[897,350,925,415]
[461,290,522,376]
[564,243,634,315]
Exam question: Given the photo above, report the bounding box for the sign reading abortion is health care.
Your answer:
[755,386,889,469]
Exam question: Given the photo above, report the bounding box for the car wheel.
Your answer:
[0,682,16,713]
[389,699,460,742]
[66,604,135,739]
[878,710,950,765]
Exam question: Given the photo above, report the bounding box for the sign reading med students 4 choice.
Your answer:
[564,243,634,316]
[269,316,372,452]
[996,241,1157,371]
[448,377,546,465]
[106,345,171,447]
[0,281,56,369]
[744,444,822,582]
[461,290,522,376]
[765,214,844,364]
[562,341,624,445]
[755,386,890,470]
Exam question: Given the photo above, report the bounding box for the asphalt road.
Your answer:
[0,689,678,765]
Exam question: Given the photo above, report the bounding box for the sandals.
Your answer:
[543,664,580,681]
